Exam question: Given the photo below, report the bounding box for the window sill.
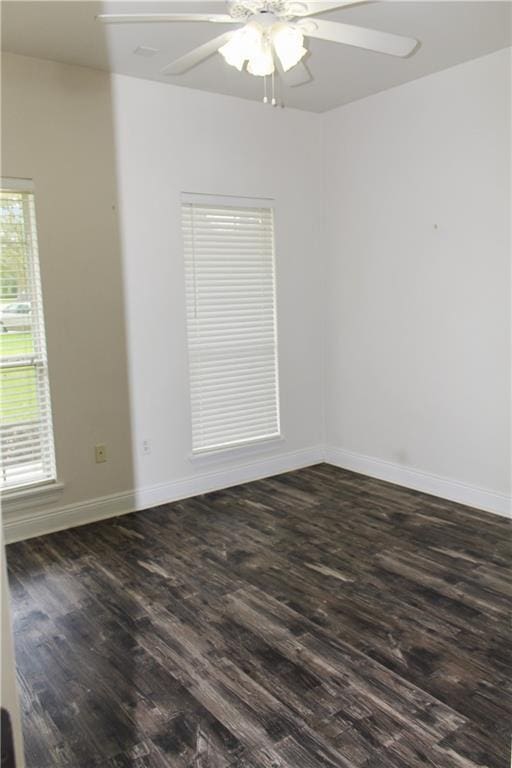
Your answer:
[1,480,65,518]
[188,434,285,464]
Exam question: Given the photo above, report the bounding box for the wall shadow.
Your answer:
[1,1,141,765]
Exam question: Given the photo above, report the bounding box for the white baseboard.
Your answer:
[3,443,509,543]
[2,445,324,543]
[324,445,511,519]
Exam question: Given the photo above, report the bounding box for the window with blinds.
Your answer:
[182,197,280,453]
[0,180,56,490]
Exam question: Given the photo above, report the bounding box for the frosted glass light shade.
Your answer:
[247,37,275,76]
[219,20,306,78]
[219,22,266,72]
[272,24,307,72]
[218,31,247,71]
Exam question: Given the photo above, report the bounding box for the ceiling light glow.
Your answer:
[271,23,307,72]
[246,35,274,76]
[219,19,307,77]
[219,21,264,72]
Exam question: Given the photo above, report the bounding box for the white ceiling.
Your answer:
[2,1,511,112]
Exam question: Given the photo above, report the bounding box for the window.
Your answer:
[0,179,56,490]
[182,196,280,453]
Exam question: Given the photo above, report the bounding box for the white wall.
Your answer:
[323,48,511,509]
[1,47,510,539]
[1,53,324,540]
[1,53,135,515]
[110,72,324,497]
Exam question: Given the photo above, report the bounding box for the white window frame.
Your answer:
[0,177,58,494]
[182,192,281,456]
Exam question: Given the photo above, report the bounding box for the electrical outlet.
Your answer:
[142,439,151,456]
[95,444,107,463]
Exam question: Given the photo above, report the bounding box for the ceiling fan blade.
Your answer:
[96,13,238,24]
[288,2,363,17]
[279,60,313,87]
[161,32,235,75]
[298,19,419,57]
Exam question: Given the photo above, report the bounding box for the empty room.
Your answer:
[0,1,510,766]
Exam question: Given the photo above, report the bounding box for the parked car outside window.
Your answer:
[0,302,31,332]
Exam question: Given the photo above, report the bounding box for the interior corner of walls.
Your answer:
[324,445,511,519]
[320,49,511,522]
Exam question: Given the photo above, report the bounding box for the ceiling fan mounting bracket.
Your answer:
[229,1,289,22]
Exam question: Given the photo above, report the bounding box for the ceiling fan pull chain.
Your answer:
[263,75,268,104]
[271,70,277,106]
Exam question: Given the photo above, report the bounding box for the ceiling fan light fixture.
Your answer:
[272,23,307,72]
[218,32,247,70]
[247,36,275,76]
[218,28,249,70]
[219,20,266,72]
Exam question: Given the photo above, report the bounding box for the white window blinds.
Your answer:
[182,198,280,453]
[0,180,56,490]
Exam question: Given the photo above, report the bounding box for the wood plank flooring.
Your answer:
[6,464,511,768]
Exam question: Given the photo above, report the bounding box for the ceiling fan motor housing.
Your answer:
[229,1,293,22]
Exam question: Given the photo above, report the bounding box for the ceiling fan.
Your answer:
[97,1,419,90]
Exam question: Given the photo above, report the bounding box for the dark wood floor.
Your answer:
[7,464,511,768]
